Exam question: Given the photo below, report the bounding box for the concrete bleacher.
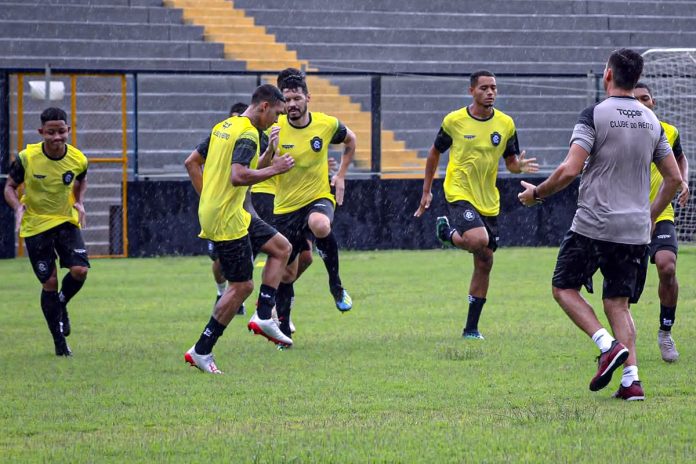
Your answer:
[229,0,696,166]
[4,0,696,254]
[0,0,249,254]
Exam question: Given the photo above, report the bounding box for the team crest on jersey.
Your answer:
[463,209,476,222]
[62,171,75,185]
[490,132,501,146]
[310,136,323,152]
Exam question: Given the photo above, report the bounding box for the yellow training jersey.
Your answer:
[198,116,260,241]
[250,130,276,195]
[13,142,88,238]
[650,121,680,224]
[441,107,517,216]
[273,112,344,214]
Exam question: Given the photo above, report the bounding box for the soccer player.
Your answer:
[414,70,539,340]
[634,82,690,362]
[271,68,356,339]
[3,107,89,356]
[184,84,295,374]
[518,49,682,400]
[184,102,251,313]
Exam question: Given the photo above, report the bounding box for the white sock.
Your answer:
[591,328,614,353]
[216,282,226,296]
[621,365,639,387]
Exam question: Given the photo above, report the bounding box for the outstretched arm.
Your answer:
[518,143,589,206]
[505,150,539,174]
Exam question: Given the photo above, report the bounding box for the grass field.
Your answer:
[1,248,695,463]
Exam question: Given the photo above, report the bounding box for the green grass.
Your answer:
[1,248,695,463]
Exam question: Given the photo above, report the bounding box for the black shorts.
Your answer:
[24,222,90,284]
[649,220,678,263]
[251,192,275,223]
[206,240,217,261]
[552,230,649,304]
[272,198,334,262]
[447,200,499,252]
[212,216,278,282]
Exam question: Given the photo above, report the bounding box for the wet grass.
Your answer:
[1,248,695,462]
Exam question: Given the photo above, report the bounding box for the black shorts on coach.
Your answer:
[272,198,334,262]
[447,200,499,252]
[212,216,278,282]
[24,222,90,284]
[552,230,649,304]
[649,220,678,263]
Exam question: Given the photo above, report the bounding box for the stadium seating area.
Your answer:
[3,0,696,253]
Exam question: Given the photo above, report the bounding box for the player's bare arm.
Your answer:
[518,143,589,207]
[505,150,540,174]
[651,152,682,223]
[676,153,689,207]
[414,145,441,217]
[230,154,294,187]
[257,126,281,169]
[72,177,88,228]
[331,127,356,206]
[184,149,205,195]
[3,176,24,232]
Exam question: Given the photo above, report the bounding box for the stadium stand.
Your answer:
[3,0,696,254]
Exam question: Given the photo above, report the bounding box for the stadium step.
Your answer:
[163,0,424,177]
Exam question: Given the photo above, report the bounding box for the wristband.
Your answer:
[533,188,544,203]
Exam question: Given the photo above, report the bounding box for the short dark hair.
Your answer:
[607,49,644,90]
[40,107,68,125]
[470,70,496,87]
[634,81,653,97]
[250,84,285,105]
[229,102,248,116]
[277,67,309,94]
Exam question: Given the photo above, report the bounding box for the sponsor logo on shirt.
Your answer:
[463,135,476,140]
[282,144,294,149]
[657,234,671,239]
[616,109,643,118]
[33,174,46,179]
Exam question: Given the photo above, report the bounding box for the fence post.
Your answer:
[370,75,381,179]
[133,72,139,181]
[0,71,9,174]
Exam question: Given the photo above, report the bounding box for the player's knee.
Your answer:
[276,236,292,261]
[71,266,89,281]
[237,280,254,298]
[309,217,331,238]
[656,259,676,281]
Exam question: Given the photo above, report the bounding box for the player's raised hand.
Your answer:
[677,178,690,207]
[73,201,86,228]
[414,190,432,217]
[518,151,539,173]
[331,174,345,206]
[14,204,25,232]
[518,180,540,207]
[272,154,295,174]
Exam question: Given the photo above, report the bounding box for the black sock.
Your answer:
[464,295,486,333]
[315,232,343,297]
[659,304,676,332]
[276,283,294,337]
[41,290,63,340]
[194,316,227,355]
[59,273,85,306]
[256,284,276,319]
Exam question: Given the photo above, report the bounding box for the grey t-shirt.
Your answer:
[570,95,672,245]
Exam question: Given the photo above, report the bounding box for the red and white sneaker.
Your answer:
[184,346,223,374]
[247,313,293,347]
[613,381,645,401]
[589,340,629,391]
